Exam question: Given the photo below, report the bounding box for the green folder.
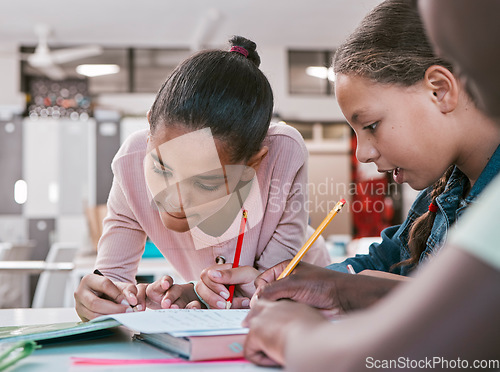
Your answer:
[0,341,39,371]
[0,318,120,345]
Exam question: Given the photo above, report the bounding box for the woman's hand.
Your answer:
[145,276,201,309]
[196,263,260,309]
[243,299,327,367]
[74,273,140,321]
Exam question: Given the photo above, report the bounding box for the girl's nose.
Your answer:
[158,182,191,211]
[356,137,380,164]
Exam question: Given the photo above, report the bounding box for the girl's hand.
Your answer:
[242,299,327,367]
[75,273,138,321]
[197,263,260,309]
[145,276,201,309]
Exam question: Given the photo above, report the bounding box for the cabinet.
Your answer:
[287,121,352,237]
[0,117,23,215]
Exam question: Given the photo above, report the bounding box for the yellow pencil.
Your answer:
[277,199,347,280]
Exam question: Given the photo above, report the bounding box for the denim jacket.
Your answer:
[328,145,500,276]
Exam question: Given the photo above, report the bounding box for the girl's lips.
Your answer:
[393,167,404,184]
[155,201,188,219]
[165,211,187,219]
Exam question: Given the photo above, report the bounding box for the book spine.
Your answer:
[188,334,247,361]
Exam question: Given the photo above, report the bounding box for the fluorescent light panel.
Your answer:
[306,66,335,82]
[14,179,27,204]
[76,64,120,77]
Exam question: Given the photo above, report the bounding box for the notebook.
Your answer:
[0,309,249,361]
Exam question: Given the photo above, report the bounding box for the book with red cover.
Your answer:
[96,309,249,361]
[136,332,246,361]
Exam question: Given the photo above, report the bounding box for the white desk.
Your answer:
[0,307,80,327]
[0,261,74,274]
[0,308,276,371]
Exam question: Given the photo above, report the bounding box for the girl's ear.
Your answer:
[147,110,152,125]
[424,65,459,113]
[246,146,268,170]
[241,146,269,181]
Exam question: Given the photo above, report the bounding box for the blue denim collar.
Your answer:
[467,144,500,201]
[430,144,500,228]
[437,144,500,205]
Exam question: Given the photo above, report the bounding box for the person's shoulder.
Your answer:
[112,129,148,172]
[267,122,305,143]
[265,122,307,155]
[114,129,148,160]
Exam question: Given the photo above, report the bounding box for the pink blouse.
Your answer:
[96,123,330,283]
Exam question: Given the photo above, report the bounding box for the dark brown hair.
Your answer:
[149,35,273,162]
[397,166,454,269]
[333,0,457,270]
[333,0,453,86]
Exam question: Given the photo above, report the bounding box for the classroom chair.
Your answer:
[0,241,36,308]
[31,242,79,308]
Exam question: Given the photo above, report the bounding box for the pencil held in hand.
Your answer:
[278,199,347,280]
[226,209,248,309]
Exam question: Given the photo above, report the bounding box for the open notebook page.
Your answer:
[91,309,250,337]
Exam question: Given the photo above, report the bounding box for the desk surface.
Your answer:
[73,254,183,281]
[0,308,276,371]
[0,261,74,274]
[0,307,80,327]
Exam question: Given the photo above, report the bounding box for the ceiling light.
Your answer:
[14,180,27,204]
[76,64,120,77]
[306,66,335,82]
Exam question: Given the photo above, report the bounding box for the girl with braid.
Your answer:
[241,0,500,315]
[244,0,500,368]
[327,0,500,277]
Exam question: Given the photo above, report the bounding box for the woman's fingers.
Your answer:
[145,276,174,306]
[74,274,132,321]
[197,265,260,308]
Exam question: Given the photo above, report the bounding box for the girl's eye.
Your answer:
[363,121,379,132]
[152,164,172,177]
[195,182,221,192]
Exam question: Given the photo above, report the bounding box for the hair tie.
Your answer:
[428,203,439,213]
[230,46,249,58]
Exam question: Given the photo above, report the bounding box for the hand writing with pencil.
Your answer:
[251,261,344,310]
[197,263,259,309]
[195,208,253,309]
[75,271,143,322]
[251,261,402,311]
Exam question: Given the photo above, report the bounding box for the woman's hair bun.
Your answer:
[229,35,261,67]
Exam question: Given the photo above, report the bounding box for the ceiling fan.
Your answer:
[190,9,223,51]
[25,24,103,80]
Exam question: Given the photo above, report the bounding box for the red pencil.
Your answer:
[226,209,248,309]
